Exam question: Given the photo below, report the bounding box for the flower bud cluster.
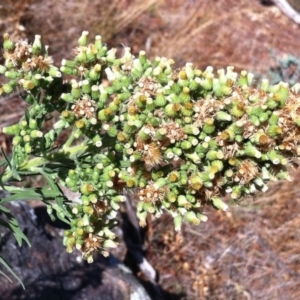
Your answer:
[1,103,52,164]
[0,33,62,98]
[62,151,122,261]
[2,31,300,261]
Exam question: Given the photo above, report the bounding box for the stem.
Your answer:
[62,126,77,149]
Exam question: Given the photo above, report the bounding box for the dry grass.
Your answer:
[1,0,300,299]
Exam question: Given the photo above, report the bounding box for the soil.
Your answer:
[1,0,300,299]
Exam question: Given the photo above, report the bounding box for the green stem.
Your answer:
[62,126,77,149]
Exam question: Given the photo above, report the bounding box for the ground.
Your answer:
[1,0,300,299]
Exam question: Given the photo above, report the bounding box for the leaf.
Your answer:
[0,148,12,170]
[0,211,31,247]
[0,188,60,203]
[39,170,61,196]
[24,108,30,124]
[0,204,11,213]
[0,255,25,289]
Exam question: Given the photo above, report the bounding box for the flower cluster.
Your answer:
[1,31,300,262]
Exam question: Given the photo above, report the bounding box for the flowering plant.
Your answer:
[1,31,300,283]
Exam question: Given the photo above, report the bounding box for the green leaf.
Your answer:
[0,187,60,203]
[24,108,30,124]
[0,255,25,289]
[0,211,30,247]
[39,170,71,221]
[0,148,12,170]
[0,204,11,213]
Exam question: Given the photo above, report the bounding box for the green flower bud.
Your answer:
[225,169,234,178]
[200,73,213,90]
[184,125,200,135]
[107,125,118,137]
[30,130,43,138]
[184,211,200,225]
[185,152,201,164]
[92,135,102,147]
[88,193,98,204]
[4,59,14,69]
[243,143,262,159]
[80,183,94,195]
[0,65,6,74]
[71,82,81,99]
[61,59,76,68]
[142,201,155,213]
[24,143,32,153]
[154,92,167,107]
[258,112,269,123]
[230,103,245,117]
[112,195,126,203]
[260,78,269,92]
[22,80,35,90]
[75,47,88,63]
[31,34,42,54]
[254,177,264,187]
[86,45,97,62]
[174,215,183,231]
[3,33,14,51]
[251,131,270,146]
[130,151,143,162]
[75,119,86,129]
[266,97,278,109]
[276,170,292,181]
[211,160,224,172]
[165,103,178,117]
[2,82,14,94]
[268,113,279,125]
[231,185,242,199]
[181,140,192,150]
[5,70,18,79]
[202,118,215,134]
[272,82,289,107]
[172,147,183,156]
[249,115,260,126]
[238,70,248,87]
[60,66,75,76]
[153,178,167,189]
[267,150,282,165]
[188,136,198,146]
[177,195,191,208]
[137,210,148,227]
[206,150,224,160]
[81,79,91,94]
[215,111,232,122]
[2,124,20,135]
[149,116,160,127]
[211,197,228,211]
[155,127,167,140]
[266,125,282,138]
[48,66,61,78]
[189,175,203,190]
[60,93,73,103]
[78,31,89,46]
[189,77,200,90]
[12,135,22,146]
[179,90,191,104]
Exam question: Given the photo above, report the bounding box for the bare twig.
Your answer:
[271,0,300,24]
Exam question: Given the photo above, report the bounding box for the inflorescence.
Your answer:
[1,31,300,262]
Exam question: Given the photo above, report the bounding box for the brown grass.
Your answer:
[1,0,300,299]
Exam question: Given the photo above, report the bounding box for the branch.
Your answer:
[271,0,300,24]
